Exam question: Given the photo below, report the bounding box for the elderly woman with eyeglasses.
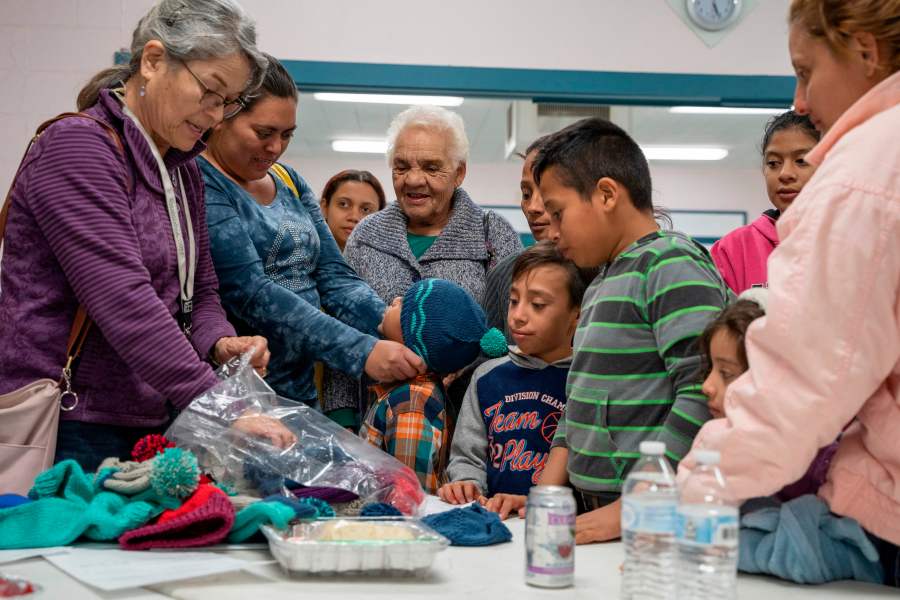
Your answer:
[199,56,425,411]
[0,0,271,471]
[326,106,523,425]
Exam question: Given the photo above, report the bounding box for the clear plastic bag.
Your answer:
[165,353,425,515]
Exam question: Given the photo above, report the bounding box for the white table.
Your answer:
[2,519,893,599]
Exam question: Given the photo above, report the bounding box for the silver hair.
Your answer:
[385,105,470,167]
[78,0,267,110]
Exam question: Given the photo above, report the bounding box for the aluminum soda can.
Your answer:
[525,485,576,588]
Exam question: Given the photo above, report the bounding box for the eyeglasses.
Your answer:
[180,60,245,119]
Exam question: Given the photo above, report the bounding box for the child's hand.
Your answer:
[232,414,297,449]
[438,481,482,504]
[442,368,466,389]
[574,500,621,544]
[484,493,527,520]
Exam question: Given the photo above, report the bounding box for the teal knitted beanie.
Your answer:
[400,279,506,374]
[0,461,160,549]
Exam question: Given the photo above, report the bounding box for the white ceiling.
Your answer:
[283,93,775,169]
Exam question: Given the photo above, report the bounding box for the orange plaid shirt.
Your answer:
[361,373,448,494]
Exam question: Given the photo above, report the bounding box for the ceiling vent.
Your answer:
[536,103,611,120]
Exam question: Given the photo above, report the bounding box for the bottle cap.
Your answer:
[695,450,721,465]
[639,441,666,456]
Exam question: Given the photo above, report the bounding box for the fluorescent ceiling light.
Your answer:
[640,146,729,161]
[331,139,728,160]
[314,93,464,107]
[332,139,388,154]
[669,106,786,116]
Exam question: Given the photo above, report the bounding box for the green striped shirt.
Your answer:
[553,231,731,492]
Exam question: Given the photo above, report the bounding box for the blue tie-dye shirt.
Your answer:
[199,158,386,405]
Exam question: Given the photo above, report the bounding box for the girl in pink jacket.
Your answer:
[680,0,900,587]
[711,112,820,293]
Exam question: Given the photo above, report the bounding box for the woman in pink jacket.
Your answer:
[679,0,900,587]
[711,111,820,293]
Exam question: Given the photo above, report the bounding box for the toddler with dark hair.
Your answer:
[699,289,837,502]
[360,279,506,494]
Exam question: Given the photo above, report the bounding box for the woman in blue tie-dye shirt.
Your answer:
[199,56,423,407]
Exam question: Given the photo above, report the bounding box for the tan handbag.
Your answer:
[0,113,123,495]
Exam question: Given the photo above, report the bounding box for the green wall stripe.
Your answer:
[279,60,794,106]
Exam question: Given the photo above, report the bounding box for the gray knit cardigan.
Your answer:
[324,188,523,413]
[343,188,523,305]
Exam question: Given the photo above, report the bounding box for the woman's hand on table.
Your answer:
[213,335,270,377]
[574,499,621,544]
[484,493,528,520]
[365,340,425,382]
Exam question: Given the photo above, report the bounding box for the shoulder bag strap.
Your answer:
[0,112,126,402]
[270,163,300,199]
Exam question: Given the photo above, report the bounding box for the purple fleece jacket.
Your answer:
[0,89,234,427]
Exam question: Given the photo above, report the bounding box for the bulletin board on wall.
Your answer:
[483,206,747,249]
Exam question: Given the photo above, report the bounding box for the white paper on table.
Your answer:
[44,548,249,591]
[419,495,474,516]
[0,547,69,564]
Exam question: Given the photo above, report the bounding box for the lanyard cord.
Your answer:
[115,91,196,334]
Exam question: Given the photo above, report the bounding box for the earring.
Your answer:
[139,85,146,97]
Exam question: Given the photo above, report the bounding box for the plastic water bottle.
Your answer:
[675,450,739,600]
[621,441,678,600]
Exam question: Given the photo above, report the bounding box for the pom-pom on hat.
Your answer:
[400,279,506,375]
[131,434,175,462]
[150,447,200,500]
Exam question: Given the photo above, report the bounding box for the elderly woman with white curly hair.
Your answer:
[324,105,523,425]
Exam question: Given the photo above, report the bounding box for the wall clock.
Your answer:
[685,0,743,31]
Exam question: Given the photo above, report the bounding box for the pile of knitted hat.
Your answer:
[422,504,512,546]
[0,435,335,550]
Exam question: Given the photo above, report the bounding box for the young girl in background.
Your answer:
[699,291,837,502]
[711,112,820,293]
[320,170,386,251]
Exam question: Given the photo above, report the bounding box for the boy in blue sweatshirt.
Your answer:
[438,242,586,515]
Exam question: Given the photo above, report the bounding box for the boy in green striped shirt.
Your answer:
[531,118,730,544]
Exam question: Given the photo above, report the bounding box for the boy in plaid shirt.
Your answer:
[361,279,506,493]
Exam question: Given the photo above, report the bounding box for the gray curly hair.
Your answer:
[77,0,267,110]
